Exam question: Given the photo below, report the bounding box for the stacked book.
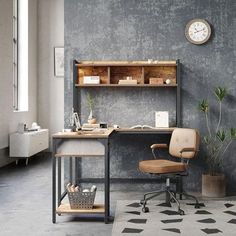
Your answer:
[118,79,138,85]
[82,123,100,131]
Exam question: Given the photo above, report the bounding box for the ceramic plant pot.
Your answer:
[202,173,226,198]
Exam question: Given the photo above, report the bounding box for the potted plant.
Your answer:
[199,87,236,197]
[86,93,97,124]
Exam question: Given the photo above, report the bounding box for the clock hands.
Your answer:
[194,27,206,34]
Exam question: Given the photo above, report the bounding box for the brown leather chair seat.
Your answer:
[139,159,187,174]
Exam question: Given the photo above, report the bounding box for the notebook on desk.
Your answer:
[130,125,155,129]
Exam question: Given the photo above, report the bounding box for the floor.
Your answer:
[0,155,235,236]
[0,155,147,236]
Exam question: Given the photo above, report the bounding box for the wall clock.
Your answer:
[185,19,211,45]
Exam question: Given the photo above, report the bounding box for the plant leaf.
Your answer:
[203,136,209,144]
[230,128,236,139]
[214,87,227,101]
[199,99,209,112]
[216,130,226,142]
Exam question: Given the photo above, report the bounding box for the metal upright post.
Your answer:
[104,139,110,223]
[73,60,79,112]
[58,156,61,206]
[176,59,181,127]
[52,139,57,223]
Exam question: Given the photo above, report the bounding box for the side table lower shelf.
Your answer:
[57,203,105,214]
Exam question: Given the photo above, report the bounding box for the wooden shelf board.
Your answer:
[75,61,177,67]
[57,203,105,214]
[75,84,177,87]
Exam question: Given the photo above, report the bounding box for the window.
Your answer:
[13,0,28,111]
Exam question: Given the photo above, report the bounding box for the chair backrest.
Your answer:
[169,128,200,159]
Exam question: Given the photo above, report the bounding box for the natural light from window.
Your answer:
[13,0,28,111]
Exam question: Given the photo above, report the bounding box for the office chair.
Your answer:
[139,128,200,215]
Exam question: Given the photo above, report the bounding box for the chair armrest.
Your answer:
[150,143,168,149]
[150,144,168,160]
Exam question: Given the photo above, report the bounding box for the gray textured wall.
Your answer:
[65,0,236,192]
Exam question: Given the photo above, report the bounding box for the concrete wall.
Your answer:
[0,0,38,167]
[65,0,236,192]
[37,0,64,147]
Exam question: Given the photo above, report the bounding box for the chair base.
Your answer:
[140,178,201,215]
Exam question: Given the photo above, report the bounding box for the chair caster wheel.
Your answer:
[142,207,149,213]
[179,209,185,215]
[140,200,145,205]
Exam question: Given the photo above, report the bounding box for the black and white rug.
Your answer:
[112,200,236,235]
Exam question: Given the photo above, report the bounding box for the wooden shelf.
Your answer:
[57,203,105,214]
[75,60,178,86]
[75,84,178,87]
[75,60,177,67]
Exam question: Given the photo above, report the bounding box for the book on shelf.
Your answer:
[118,79,138,85]
[130,125,155,129]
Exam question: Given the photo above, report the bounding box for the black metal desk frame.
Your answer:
[52,128,175,224]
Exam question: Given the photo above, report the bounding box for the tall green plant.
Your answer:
[199,87,236,175]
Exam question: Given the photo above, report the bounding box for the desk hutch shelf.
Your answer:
[73,59,181,126]
[74,60,178,87]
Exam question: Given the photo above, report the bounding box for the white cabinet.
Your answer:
[10,129,49,163]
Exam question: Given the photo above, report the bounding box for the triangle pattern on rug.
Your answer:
[201,228,222,234]
[228,219,236,224]
[161,218,183,224]
[197,218,216,223]
[112,200,236,236]
[224,210,236,216]
[195,210,212,215]
[122,228,143,233]
[157,202,172,207]
[126,202,141,208]
[225,203,234,208]
[128,219,147,224]
[162,228,181,234]
[125,211,140,215]
[160,210,180,215]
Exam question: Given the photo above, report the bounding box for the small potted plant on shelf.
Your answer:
[87,93,97,124]
[199,87,236,197]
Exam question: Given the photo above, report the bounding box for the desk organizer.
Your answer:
[68,190,96,209]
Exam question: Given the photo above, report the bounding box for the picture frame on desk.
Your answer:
[54,47,64,77]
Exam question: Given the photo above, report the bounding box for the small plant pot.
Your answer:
[202,174,225,198]
[88,118,97,124]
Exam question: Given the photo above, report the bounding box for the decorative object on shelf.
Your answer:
[185,19,211,45]
[54,47,64,77]
[165,79,171,85]
[83,76,100,84]
[199,87,236,197]
[155,111,169,128]
[149,78,164,85]
[70,108,81,131]
[86,93,97,124]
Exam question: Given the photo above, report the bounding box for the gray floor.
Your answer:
[0,155,147,236]
[0,155,235,236]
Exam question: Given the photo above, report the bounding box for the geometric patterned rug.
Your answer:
[112,200,236,236]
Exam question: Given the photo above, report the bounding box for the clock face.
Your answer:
[185,19,211,45]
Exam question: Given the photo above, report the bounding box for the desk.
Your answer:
[52,127,175,223]
[52,129,113,224]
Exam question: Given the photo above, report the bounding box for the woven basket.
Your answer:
[68,190,96,209]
